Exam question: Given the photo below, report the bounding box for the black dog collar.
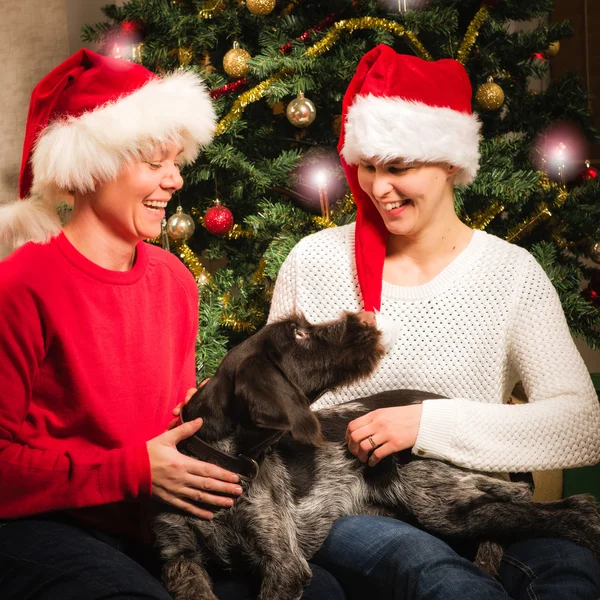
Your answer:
[180,431,260,480]
[179,414,283,480]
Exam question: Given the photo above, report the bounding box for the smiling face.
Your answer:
[357,159,458,237]
[75,139,184,244]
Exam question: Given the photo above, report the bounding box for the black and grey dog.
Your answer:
[153,312,600,600]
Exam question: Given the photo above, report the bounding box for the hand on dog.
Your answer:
[346,405,423,467]
[167,379,210,431]
[148,417,243,520]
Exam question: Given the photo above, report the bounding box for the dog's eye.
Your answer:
[293,327,309,340]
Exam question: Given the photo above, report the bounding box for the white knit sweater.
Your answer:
[268,223,600,473]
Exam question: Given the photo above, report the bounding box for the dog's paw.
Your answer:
[473,541,504,579]
[163,557,218,600]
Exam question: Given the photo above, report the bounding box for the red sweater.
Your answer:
[0,233,198,534]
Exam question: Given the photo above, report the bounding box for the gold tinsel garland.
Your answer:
[198,0,225,19]
[461,171,571,243]
[219,313,257,332]
[456,6,490,65]
[252,258,267,283]
[225,223,251,240]
[505,203,552,243]
[501,172,570,243]
[312,215,336,229]
[466,200,505,230]
[538,172,569,208]
[173,241,212,286]
[216,69,292,134]
[216,17,432,135]
[305,18,432,61]
[219,293,264,331]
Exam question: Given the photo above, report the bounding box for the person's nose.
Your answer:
[162,164,184,191]
[371,170,394,200]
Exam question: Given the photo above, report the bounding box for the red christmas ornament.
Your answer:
[531,52,546,61]
[120,20,145,43]
[584,270,600,308]
[578,160,598,184]
[204,200,234,235]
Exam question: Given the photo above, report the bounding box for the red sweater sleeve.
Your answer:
[0,276,150,518]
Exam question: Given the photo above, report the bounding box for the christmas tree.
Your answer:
[83,0,600,380]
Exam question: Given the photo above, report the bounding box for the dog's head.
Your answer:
[184,312,385,449]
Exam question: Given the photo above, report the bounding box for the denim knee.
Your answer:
[500,537,600,600]
[313,516,507,600]
[316,515,463,572]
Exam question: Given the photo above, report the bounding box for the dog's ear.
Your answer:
[234,357,326,447]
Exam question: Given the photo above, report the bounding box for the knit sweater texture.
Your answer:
[0,233,198,531]
[268,223,600,473]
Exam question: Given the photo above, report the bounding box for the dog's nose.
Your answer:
[357,311,377,327]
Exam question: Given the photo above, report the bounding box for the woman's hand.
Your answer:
[346,405,423,467]
[167,379,210,430]
[148,417,243,520]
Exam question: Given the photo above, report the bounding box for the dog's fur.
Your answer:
[154,312,600,600]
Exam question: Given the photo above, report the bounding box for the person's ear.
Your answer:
[446,164,461,179]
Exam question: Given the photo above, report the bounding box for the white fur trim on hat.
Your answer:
[30,70,217,199]
[341,94,482,186]
[0,196,61,252]
[374,310,400,352]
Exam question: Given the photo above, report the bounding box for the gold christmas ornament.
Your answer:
[223,42,251,78]
[166,206,196,241]
[475,77,505,111]
[246,0,276,16]
[590,241,600,264]
[286,92,317,128]
[545,40,560,58]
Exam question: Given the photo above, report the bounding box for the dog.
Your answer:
[153,312,600,600]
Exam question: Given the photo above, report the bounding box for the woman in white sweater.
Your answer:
[268,45,600,599]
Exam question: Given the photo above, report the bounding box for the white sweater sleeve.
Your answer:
[267,246,298,324]
[414,254,600,472]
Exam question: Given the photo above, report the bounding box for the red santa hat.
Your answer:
[1,49,217,252]
[338,44,481,314]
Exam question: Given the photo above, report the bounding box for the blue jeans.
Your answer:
[312,515,600,599]
[0,516,346,600]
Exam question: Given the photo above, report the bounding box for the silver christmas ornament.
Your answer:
[166,206,196,241]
